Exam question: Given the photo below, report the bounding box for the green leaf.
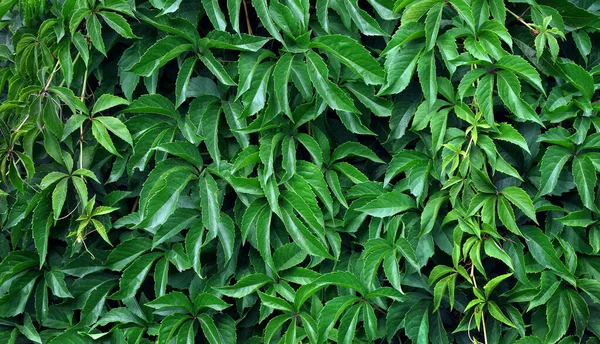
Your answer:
[175,57,198,108]
[494,55,545,94]
[572,155,597,211]
[51,178,68,221]
[545,289,571,343]
[92,120,120,156]
[488,301,516,328]
[87,14,106,56]
[317,296,360,342]
[310,35,384,85]
[556,210,596,227]
[396,237,420,271]
[193,293,231,312]
[50,87,89,114]
[201,103,222,166]
[92,94,130,115]
[557,60,594,100]
[345,82,392,117]
[358,190,417,217]
[424,3,443,52]
[405,300,430,344]
[567,289,589,338]
[378,44,422,96]
[521,226,576,286]
[331,142,384,164]
[496,70,543,125]
[200,172,221,240]
[258,292,294,312]
[417,49,437,108]
[305,51,358,113]
[489,0,506,23]
[146,292,193,312]
[106,237,152,271]
[94,116,133,146]
[538,145,572,196]
[58,41,73,87]
[154,141,203,167]
[201,0,227,30]
[491,123,530,153]
[280,203,334,260]
[44,268,73,298]
[32,198,52,268]
[501,187,537,223]
[111,252,162,300]
[198,50,236,86]
[337,304,361,344]
[363,303,377,340]
[273,53,294,115]
[129,36,193,77]
[251,0,285,43]
[346,0,387,36]
[401,0,440,24]
[214,273,273,297]
[99,11,137,39]
[158,314,191,343]
[447,0,475,32]
[123,94,178,118]
[227,0,241,33]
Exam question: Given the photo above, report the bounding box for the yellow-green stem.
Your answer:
[506,8,537,33]
[79,70,88,170]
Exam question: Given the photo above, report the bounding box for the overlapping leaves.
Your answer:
[1,0,600,343]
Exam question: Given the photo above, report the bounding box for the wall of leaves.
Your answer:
[1,0,600,342]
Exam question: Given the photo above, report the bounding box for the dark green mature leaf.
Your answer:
[358,190,417,217]
[3,1,599,342]
[496,70,542,125]
[494,55,545,94]
[214,274,274,298]
[87,14,106,56]
[379,44,422,96]
[305,51,358,113]
[539,146,572,196]
[129,36,193,77]
[545,289,571,343]
[32,198,52,267]
[99,11,137,39]
[310,35,384,85]
[521,227,575,286]
[572,155,597,211]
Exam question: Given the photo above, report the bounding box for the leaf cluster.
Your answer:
[1,0,600,343]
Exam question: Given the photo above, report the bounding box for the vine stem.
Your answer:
[470,264,488,344]
[506,8,538,33]
[79,70,88,170]
[13,114,29,133]
[481,313,489,344]
[43,60,61,91]
[242,0,253,35]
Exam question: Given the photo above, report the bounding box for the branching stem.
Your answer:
[507,8,538,33]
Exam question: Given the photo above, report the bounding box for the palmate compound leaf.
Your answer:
[2,0,599,343]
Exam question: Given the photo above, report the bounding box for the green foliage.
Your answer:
[1,0,600,342]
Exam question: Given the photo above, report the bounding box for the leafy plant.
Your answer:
[1,0,600,343]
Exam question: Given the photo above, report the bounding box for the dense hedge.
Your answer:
[1,0,600,343]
